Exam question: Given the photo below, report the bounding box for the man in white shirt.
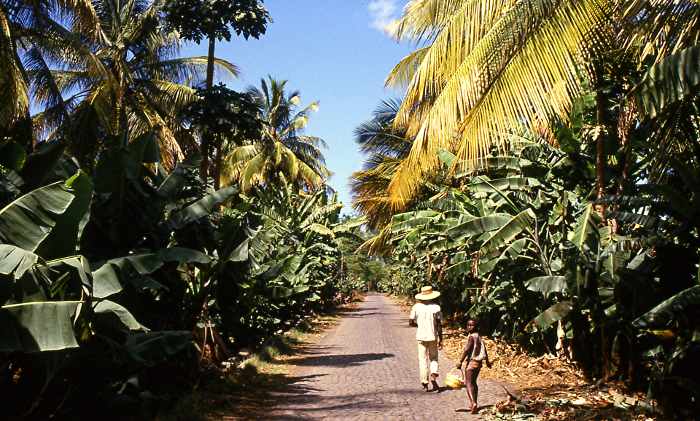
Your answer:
[409,286,443,392]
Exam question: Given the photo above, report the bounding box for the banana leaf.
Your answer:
[569,204,601,252]
[0,300,81,352]
[633,285,700,329]
[308,223,334,237]
[36,172,93,259]
[228,238,249,262]
[0,245,39,280]
[93,248,211,299]
[478,238,529,275]
[526,276,567,298]
[480,209,535,254]
[164,186,239,230]
[391,210,440,231]
[469,177,541,193]
[125,331,192,366]
[0,181,75,251]
[531,301,573,331]
[19,140,66,189]
[0,140,26,171]
[156,156,200,200]
[447,214,512,241]
[455,157,526,178]
[93,300,147,331]
[437,148,457,166]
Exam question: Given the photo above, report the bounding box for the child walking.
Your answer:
[455,319,491,414]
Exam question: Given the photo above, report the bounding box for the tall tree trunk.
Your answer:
[615,102,635,199]
[201,35,216,183]
[594,63,611,379]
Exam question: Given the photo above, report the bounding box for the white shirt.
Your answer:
[409,302,442,341]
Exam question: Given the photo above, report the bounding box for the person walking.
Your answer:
[455,319,492,414]
[409,286,443,392]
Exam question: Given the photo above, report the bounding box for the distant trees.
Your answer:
[222,77,331,191]
[164,0,271,182]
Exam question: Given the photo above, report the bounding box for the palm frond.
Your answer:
[25,47,70,124]
[59,0,102,38]
[391,0,517,102]
[151,56,239,84]
[386,47,430,89]
[394,0,470,43]
[241,153,267,192]
[0,10,29,130]
[388,0,610,207]
[136,79,197,114]
[633,44,700,119]
[623,0,700,64]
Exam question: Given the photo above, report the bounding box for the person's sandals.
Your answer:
[471,404,479,414]
[422,383,429,392]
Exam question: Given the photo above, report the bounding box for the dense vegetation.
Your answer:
[352,1,700,419]
[3,0,700,419]
[0,0,367,419]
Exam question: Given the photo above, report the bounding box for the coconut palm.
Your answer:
[351,99,412,230]
[0,8,29,140]
[383,0,612,207]
[23,0,238,169]
[1,0,101,146]
[221,77,330,192]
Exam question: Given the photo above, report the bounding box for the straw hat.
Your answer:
[415,286,441,300]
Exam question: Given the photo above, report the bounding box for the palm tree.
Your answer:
[23,0,238,170]
[351,99,412,230]
[221,77,331,192]
[1,0,101,148]
[621,0,700,182]
[0,7,29,142]
[383,0,612,207]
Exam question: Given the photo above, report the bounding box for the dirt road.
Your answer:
[258,294,506,420]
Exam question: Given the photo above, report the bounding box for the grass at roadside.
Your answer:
[157,301,360,421]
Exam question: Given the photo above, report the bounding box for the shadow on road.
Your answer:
[341,311,386,318]
[285,352,394,368]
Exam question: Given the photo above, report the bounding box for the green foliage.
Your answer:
[634,45,700,119]
[0,0,360,418]
[374,125,700,415]
[183,84,263,142]
[0,144,351,418]
[165,0,271,43]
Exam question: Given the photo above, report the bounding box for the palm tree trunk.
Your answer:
[594,63,612,379]
[200,35,216,183]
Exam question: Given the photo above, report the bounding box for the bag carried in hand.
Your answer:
[444,368,464,389]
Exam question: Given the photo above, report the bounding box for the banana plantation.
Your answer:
[1,0,700,419]
[351,0,700,419]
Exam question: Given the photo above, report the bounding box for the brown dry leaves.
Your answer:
[442,327,585,388]
[442,326,661,421]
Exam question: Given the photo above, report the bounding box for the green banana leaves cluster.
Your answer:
[382,138,700,406]
[0,137,359,417]
[217,178,363,342]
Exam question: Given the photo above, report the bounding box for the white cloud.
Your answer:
[368,0,401,36]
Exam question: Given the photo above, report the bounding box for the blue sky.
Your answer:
[181,0,412,214]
